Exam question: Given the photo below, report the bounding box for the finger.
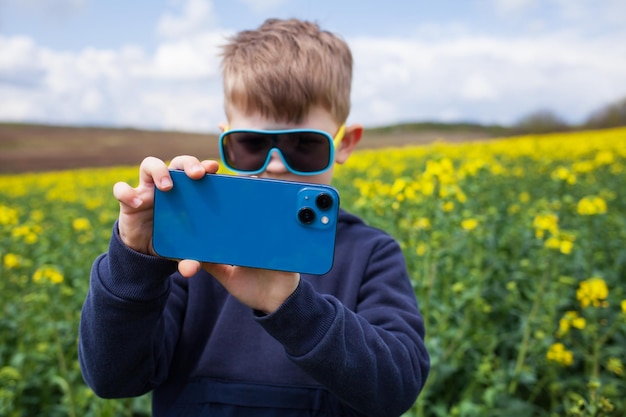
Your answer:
[139,156,172,191]
[169,155,205,179]
[201,159,220,174]
[178,259,202,278]
[113,181,143,209]
[202,263,232,281]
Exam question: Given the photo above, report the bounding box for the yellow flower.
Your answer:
[420,179,435,197]
[595,150,614,165]
[559,310,586,334]
[461,218,478,231]
[546,343,574,366]
[32,265,64,285]
[0,366,21,382]
[545,234,575,254]
[533,213,559,237]
[11,225,29,238]
[559,240,574,255]
[11,224,40,244]
[577,196,607,216]
[24,233,38,244]
[507,204,520,215]
[0,205,19,225]
[621,300,626,314]
[455,189,467,204]
[451,282,465,293]
[85,198,104,210]
[519,192,530,203]
[606,357,624,376]
[551,166,576,184]
[403,185,417,200]
[390,178,407,196]
[545,237,561,250]
[573,160,594,174]
[29,210,44,222]
[414,217,431,230]
[572,316,586,330]
[73,217,92,232]
[442,201,454,212]
[416,243,427,256]
[3,253,21,269]
[576,277,609,309]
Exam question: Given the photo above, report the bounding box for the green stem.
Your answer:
[587,339,602,410]
[508,258,551,394]
[53,325,76,417]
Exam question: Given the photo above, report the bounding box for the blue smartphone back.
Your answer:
[152,171,340,275]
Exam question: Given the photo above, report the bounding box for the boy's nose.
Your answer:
[264,149,289,174]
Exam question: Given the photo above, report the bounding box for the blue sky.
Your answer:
[1,0,625,132]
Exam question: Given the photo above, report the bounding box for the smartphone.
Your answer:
[152,171,340,275]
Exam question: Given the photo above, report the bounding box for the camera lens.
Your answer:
[298,207,316,224]
[315,193,333,210]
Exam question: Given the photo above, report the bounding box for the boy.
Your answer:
[79,18,429,417]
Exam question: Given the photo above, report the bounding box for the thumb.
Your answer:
[178,259,202,278]
[113,181,143,210]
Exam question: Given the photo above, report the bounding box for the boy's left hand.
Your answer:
[178,260,299,314]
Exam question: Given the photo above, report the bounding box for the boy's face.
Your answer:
[223,106,362,185]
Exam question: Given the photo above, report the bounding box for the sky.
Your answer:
[1,0,625,133]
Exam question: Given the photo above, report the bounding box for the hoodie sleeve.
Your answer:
[78,222,183,398]
[256,236,430,417]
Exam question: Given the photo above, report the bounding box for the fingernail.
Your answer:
[160,177,172,188]
[131,197,142,208]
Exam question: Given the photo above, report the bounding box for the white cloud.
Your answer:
[132,89,224,131]
[80,89,103,112]
[0,35,42,74]
[0,33,226,131]
[146,33,225,80]
[157,0,217,39]
[1,1,626,131]
[461,74,499,101]
[350,30,626,125]
[0,86,35,119]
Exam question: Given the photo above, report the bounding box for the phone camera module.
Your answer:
[298,207,316,224]
[315,193,333,210]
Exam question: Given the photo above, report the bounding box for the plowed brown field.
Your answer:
[0,123,493,174]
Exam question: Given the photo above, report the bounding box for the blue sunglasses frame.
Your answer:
[219,126,345,176]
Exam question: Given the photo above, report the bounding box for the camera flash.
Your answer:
[321,216,330,225]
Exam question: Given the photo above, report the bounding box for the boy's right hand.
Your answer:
[112,156,219,255]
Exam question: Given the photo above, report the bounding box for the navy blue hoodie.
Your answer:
[79,210,429,416]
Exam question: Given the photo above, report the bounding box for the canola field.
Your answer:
[1,127,626,416]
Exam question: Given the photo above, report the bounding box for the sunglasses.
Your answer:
[219,125,345,176]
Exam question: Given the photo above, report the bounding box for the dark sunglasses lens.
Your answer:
[222,133,272,171]
[222,131,332,173]
[280,132,331,172]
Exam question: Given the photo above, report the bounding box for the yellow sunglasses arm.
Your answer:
[333,125,346,148]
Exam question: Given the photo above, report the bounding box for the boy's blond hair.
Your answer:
[221,18,353,125]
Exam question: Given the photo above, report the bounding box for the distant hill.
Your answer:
[0,121,514,174]
[3,95,625,173]
[0,123,218,173]
[366,121,511,136]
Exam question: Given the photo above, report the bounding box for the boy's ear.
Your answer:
[335,123,363,164]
